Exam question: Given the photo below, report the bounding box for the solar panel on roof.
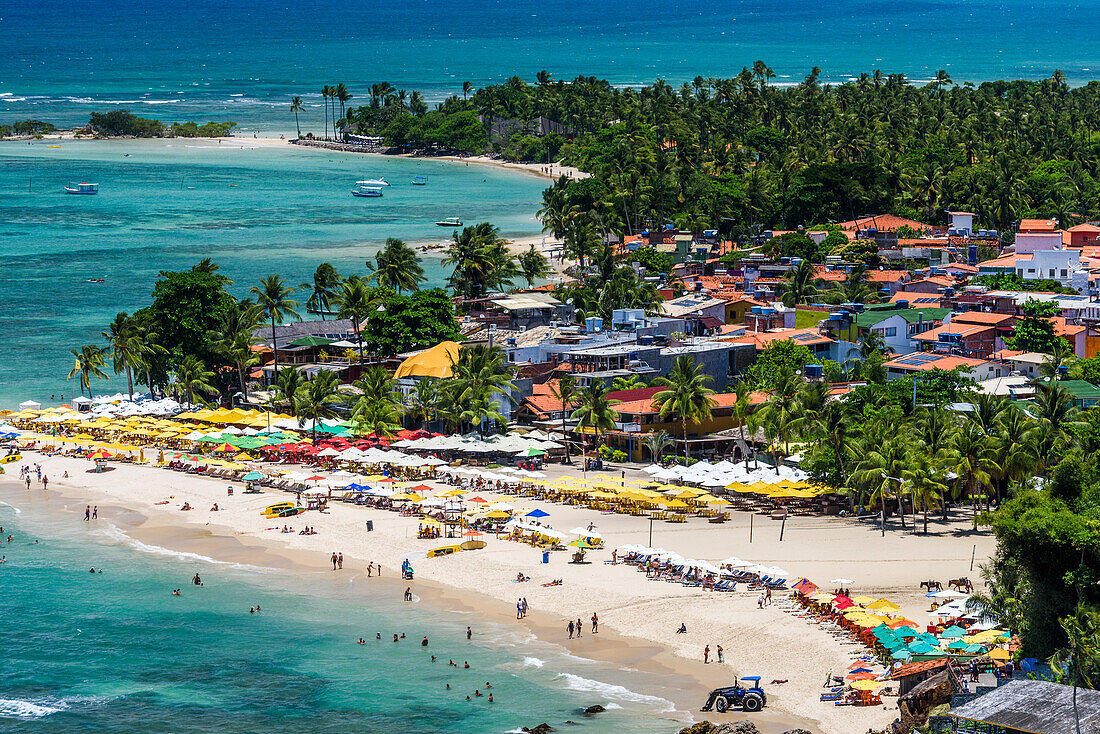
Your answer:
[915,297,939,303]
[895,353,942,366]
[792,333,820,342]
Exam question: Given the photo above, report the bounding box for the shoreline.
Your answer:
[1,447,996,733]
[0,471,787,732]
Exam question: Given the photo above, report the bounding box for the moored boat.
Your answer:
[351,184,384,197]
[64,182,98,195]
[357,177,389,187]
[412,175,428,185]
[435,217,462,227]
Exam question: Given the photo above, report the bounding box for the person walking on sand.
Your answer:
[92,506,97,519]
[42,475,48,490]
[331,552,338,570]
[516,599,522,619]
[591,613,598,633]
[367,562,374,577]
[337,553,344,570]
[716,644,724,663]
[84,506,90,521]
[568,620,575,639]
[575,618,582,637]
[703,645,710,664]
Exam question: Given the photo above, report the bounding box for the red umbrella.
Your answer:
[846,672,876,680]
[407,484,434,493]
[305,475,326,482]
[468,496,488,504]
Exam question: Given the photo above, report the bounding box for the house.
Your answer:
[947,211,976,236]
[890,658,950,697]
[853,307,951,355]
[911,321,1001,359]
[1017,218,1058,233]
[889,292,947,309]
[838,214,937,235]
[1065,222,1100,248]
[603,390,770,461]
[882,353,1007,382]
[727,327,837,361]
[1033,379,1100,409]
[720,295,767,324]
[658,294,730,334]
[902,275,956,294]
[990,350,1047,380]
[488,292,571,329]
[947,679,1100,734]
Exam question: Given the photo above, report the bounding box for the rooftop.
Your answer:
[854,308,951,329]
[727,328,835,350]
[883,353,990,372]
[912,322,996,341]
[948,679,1100,734]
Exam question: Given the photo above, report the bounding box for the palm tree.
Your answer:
[335,276,374,370]
[518,245,550,286]
[274,366,303,416]
[407,378,441,429]
[67,344,109,398]
[611,374,646,391]
[549,375,577,464]
[729,381,757,469]
[355,366,403,409]
[462,81,473,101]
[250,275,300,375]
[902,451,950,534]
[570,380,620,454]
[353,399,404,437]
[290,96,303,139]
[642,429,673,463]
[301,263,341,320]
[652,355,716,460]
[102,312,144,400]
[1049,604,1100,731]
[175,355,215,407]
[210,309,261,403]
[296,371,341,442]
[448,345,517,434]
[335,83,352,136]
[781,259,819,307]
[367,238,425,293]
[131,319,168,397]
[321,85,331,140]
[1032,380,1086,436]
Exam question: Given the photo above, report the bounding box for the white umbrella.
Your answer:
[568,527,602,539]
[830,578,854,585]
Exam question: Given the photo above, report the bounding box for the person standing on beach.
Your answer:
[367,562,374,577]
[331,552,338,570]
[466,626,472,640]
[568,620,575,639]
[92,506,97,519]
[716,644,724,663]
[84,506,90,521]
[591,613,598,633]
[42,475,48,490]
[703,645,710,664]
[337,553,344,570]
[575,618,582,637]
[516,600,522,619]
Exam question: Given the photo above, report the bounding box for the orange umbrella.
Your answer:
[212,443,237,452]
[88,448,113,460]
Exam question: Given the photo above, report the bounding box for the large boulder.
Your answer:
[782,729,815,734]
[677,724,717,734]
[719,722,761,734]
[522,725,555,734]
[582,704,606,715]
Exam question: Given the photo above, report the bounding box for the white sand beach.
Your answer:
[6,449,996,734]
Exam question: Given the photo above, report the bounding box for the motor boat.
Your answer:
[435,217,462,227]
[356,177,390,187]
[351,184,384,197]
[412,175,428,185]
[64,182,98,194]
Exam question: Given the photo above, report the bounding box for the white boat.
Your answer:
[435,217,462,227]
[351,184,383,197]
[356,178,390,187]
[64,182,98,195]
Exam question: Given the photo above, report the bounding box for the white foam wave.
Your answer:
[0,697,65,719]
[554,673,675,712]
[522,656,545,668]
[62,97,182,105]
[603,702,623,710]
[0,500,23,514]
[94,523,272,572]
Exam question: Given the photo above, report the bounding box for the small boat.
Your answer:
[427,544,462,558]
[64,182,98,195]
[412,175,428,185]
[262,502,294,515]
[435,217,462,227]
[0,454,22,464]
[351,184,384,198]
[269,507,307,518]
[357,177,390,187]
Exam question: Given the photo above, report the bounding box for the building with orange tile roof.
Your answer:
[1018,218,1058,233]
[1066,223,1100,248]
[882,353,1008,382]
[838,214,937,234]
[911,322,1002,358]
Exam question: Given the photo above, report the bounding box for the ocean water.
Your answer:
[0,493,682,733]
[2,0,1098,132]
[0,140,547,408]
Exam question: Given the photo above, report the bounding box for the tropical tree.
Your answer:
[67,344,109,398]
[301,263,341,320]
[407,378,441,429]
[549,375,577,463]
[335,276,375,370]
[448,344,517,434]
[367,238,425,293]
[1049,604,1100,726]
[102,312,145,400]
[296,371,342,442]
[274,366,303,416]
[642,429,673,463]
[175,355,216,407]
[781,259,819,307]
[652,355,716,459]
[353,398,404,437]
[250,275,300,374]
[290,96,303,139]
[518,245,551,286]
[321,85,332,140]
[902,451,951,534]
[570,380,620,454]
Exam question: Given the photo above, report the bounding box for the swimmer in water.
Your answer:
[172,589,181,596]
[358,638,365,645]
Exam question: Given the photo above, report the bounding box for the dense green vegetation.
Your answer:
[0,119,57,137]
[312,66,1100,240]
[88,110,236,138]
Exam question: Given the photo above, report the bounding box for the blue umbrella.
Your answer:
[345,483,367,492]
[526,509,550,518]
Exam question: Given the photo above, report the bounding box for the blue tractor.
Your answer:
[700,676,766,713]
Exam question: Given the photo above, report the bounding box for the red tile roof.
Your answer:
[951,312,1015,326]
[912,322,996,341]
[1019,218,1058,232]
[727,328,834,349]
[838,215,936,233]
[883,354,990,372]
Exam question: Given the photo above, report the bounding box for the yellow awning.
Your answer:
[394,341,462,379]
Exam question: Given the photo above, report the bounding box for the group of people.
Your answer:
[702,644,725,664]
[756,587,773,608]
[515,597,529,618]
[20,464,48,490]
[566,614,598,639]
[330,552,344,570]
[83,505,98,521]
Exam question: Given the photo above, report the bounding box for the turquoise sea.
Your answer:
[0,140,547,408]
[0,490,684,733]
[2,0,1099,132]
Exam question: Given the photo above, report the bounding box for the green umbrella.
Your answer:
[515,448,548,457]
[242,471,264,481]
[940,625,966,638]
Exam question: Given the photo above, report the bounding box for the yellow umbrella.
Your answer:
[851,595,876,606]
[664,498,689,509]
[234,452,256,461]
[484,510,511,519]
[850,680,884,691]
[438,488,468,497]
[866,599,901,612]
[987,647,1011,661]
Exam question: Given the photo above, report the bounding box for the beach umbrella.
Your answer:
[515,448,547,457]
[940,625,967,638]
[946,640,970,650]
[241,471,264,481]
[88,448,113,459]
[525,508,550,518]
[893,626,918,638]
[866,599,901,612]
[484,510,511,519]
[850,680,885,691]
[830,578,854,585]
[987,647,1011,661]
[846,671,875,680]
[891,649,912,660]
